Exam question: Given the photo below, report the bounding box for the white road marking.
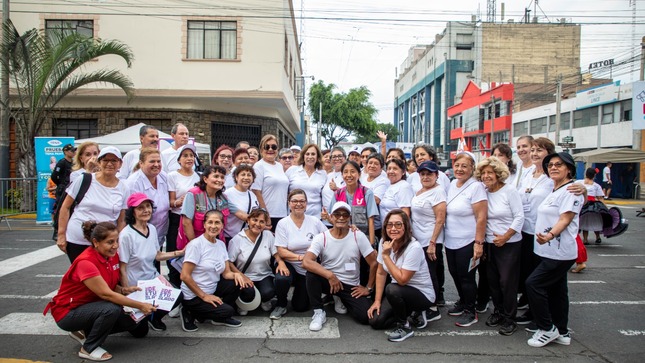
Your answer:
[416,330,499,337]
[0,245,63,278]
[43,290,58,298]
[35,274,63,278]
[571,301,645,305]
[569,281,605,284]
[619,330,645,336]
[598,254,645,257]
[635,266,645,269]
[0,295,50,300]
[0,313,340,339]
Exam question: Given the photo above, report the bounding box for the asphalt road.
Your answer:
[0,203,644,363]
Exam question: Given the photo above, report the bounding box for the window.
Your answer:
[284,35,289,73]
[45,20,93,43]
[53,119,98,139]
[573,108,598,128]
[493,131,509,144]
[187,21,237,59]
[621,100,632,121]
[125,119,172,134]
[601,104,614,124]
[513,121,528,136]
[530,117,547,134]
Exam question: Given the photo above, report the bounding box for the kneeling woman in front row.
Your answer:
[368,210,436,342]
[45,221,156,362]
[180,210,250,332]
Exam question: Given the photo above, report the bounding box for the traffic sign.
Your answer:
[562,136,574,143]
[558,142,576,148]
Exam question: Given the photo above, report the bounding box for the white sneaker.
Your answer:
[554,332,571,345]
[168,304,181,318]
[261,300,273,312]
[527,325,559,347]
[238,308,248,316]
[309,309,327,331]
[333,295,347,315]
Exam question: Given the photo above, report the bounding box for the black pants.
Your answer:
[57,301,148,354]
[275,262,309,311]
[446,242,477,313]
[183,279,240,322]
[518,232,540,295]
[369,283,432,329]
[424,244,445,300]
[66,243,90,264]
[526,256,575,334]
[306,272,372,325]
[477,257,490,307]
[166,212,181,287]
[486,242,521,319]
[270,217,283,234]
[240,276,276,305]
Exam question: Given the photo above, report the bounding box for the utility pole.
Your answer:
[489,94,496,155]
[317,101,322,148]
[555,75,562,148]
[635,36,645,199]
[1,0,10,180]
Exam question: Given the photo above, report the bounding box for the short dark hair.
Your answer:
[139,125,157,137]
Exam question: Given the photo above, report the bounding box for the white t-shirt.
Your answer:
[223,187,259,238]
[486,183,524,244]
[252,159,289,218]
[360,172,390,202]
[411,186,446,247]
[576,180,604,198]
[603,166,611,182]
[118,224,159,285]
[181,235,229,300]
[534,183,584,260]
[308,230,374,286]
[519,172,554,234]
[161,147,180,173]
[224,172,235,190]
[126,170,170,246]
[287,166,327,218]
[444,178,488,250]
[377,239,435,303]
[379,180,414,224]
[118,148,141,180]
[228,230,276,281]
[274,215,327,275]
[513,164,536,190]
[69,169,84,184]
[321,171,345,226]
[408,171,451,195]
[65,174,129,246]
[168,171,200,214]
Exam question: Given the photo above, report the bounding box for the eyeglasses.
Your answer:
[332,212,350,219]
[100,159,120,164]
[331,155,345,160]
[264,144,278,151]
[289,199,306,204]
[219,154,232,159]
[547,162,565,169]
[386,222,404,229]
[281,156,294,161]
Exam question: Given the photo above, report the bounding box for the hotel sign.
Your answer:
[588,59,614,70]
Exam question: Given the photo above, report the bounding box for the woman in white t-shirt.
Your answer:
[410,161,446,306]
[275,189,328,316]
[57,146,128,263]
[360,153,389,239]
[180,210,248,332]
[475,157,524,336]
[368,210,436,342]
[225,148,251,189]
[167,145,200,286]
[525,152,584,348]
[252,134,289,231]
[224,164,259,240]
[408,144,451,195]
[119,193,185,331]
[228,209,289,317]
[286,143,327,218]
[491,143,517,187]
[444,151,487,328]
[379,159,414,224]
[321,146,347,226]
[69,141,100,184]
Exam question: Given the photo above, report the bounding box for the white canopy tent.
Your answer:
[572,148,645,164]
[75,123,211,158]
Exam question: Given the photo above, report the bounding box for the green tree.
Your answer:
[354,122,399,144]
[1,20,134,179]
[308,81,377,149]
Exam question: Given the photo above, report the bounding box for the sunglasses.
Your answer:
[264,144,278,151]
[281,156,294,161]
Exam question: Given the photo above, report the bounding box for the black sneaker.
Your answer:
[517,295,529,310]
[455,311,478,327]
[180,307,198,332]
[211,317,242,328]
[448,301,464,316]
[476,301,489,314]
[436,293,446,307]
[525,321,539,333]
[595,238,602,244]
[426,308,442,323]
[409,310,427,329]
[148,316,167,331]
[485,312,504,327]
[515,314,532,325]
[499,319,517,336]
[387,323,414,342]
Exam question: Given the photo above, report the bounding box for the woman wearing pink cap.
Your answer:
[118,193,184,331]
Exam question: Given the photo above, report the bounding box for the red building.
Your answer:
[448,82,514,160]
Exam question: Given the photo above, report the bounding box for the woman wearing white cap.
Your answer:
[57,146,129,263]
[118,193,185,331]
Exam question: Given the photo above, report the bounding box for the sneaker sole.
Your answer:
[499,326,517,336]
[455,319,478,327]
[148,321,167,332]
[427,313,442,323]
[448,311,464,316]
[211,321,243,328]
[553,338,571,345]
[388,331,414,342]
[309,318,327,331]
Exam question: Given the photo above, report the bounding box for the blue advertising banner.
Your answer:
[35,137,74,224]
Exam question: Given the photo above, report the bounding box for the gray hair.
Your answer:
[278,148,293,158]
[331,146,346,158]
[139,125,157,137]
[170,123,187,135]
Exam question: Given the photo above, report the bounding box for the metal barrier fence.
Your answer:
[0,178,38,230]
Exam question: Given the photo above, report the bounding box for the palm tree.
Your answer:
[1,19,135,179]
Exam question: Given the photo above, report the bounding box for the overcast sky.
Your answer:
[295,0,645,125]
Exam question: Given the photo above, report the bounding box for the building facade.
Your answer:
[6,0,303,168]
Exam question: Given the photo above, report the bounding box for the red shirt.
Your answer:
[44,248,120,322]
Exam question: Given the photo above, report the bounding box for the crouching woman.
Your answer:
[45,221,156,362]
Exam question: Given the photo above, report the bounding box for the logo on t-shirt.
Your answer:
[306,232,314,241]
[112,264,119,270]
[573,200,580,207]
